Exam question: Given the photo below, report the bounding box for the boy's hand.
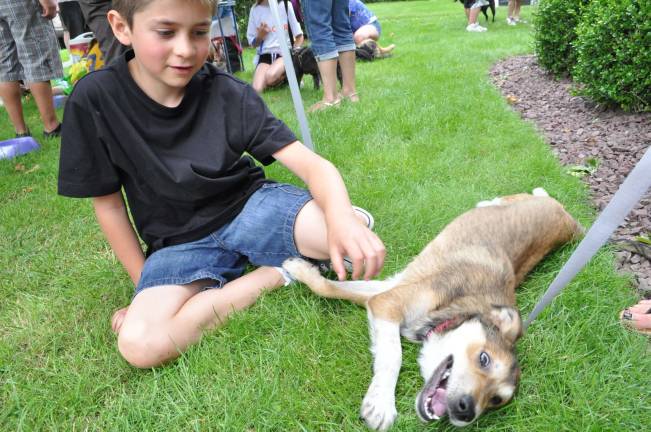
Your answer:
[327,211,385,281]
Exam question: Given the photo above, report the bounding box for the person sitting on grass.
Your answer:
[58,0,385,369]
[463,0,489,33]
[246,0,304,93]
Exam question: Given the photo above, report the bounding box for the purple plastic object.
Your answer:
[0,137,40,159]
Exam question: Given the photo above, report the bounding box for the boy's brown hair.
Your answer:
[112,0,217,27]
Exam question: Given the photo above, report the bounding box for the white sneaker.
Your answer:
[466,23,484,32]
[506,17,517,26]
[476,24,487,32]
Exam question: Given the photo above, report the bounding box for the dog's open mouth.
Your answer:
[416,355,453,421]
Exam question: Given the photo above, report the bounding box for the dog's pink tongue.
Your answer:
[429,388,447,417]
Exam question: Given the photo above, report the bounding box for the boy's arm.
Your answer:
[273,141,386,281]
[93,192,146,286]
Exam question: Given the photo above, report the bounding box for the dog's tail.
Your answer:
[283,258,396,306]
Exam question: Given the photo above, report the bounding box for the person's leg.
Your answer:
[27,81,60,133]
[116,268,284,368]
[0,81,28,135]
[353,24,380,45]
[338,50,357,101]
[4,1,62,135]
[514,0,522,20]
[468,7,480,25]
[302,0,341,110]
[78,0,127,64]
[507,0,517,24]
[312,58,341,110]
[264,56,287,87]
[252,63,270,93]
[58,1,88,39]
[330,0,357,101]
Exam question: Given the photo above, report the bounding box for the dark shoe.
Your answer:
[15,128,31,138]
[43,123,62,139]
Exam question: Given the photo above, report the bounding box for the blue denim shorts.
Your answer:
[135,183,312,295]
[302,0,356,61]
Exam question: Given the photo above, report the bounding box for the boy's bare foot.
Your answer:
[111,307,129,334]
[620,299,651,335]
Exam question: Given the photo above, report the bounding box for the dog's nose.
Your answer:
[452,395,476,423]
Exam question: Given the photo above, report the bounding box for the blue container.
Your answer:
[53,94,68,109]
[0,137,40,160]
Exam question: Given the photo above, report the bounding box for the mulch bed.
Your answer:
[490,55,651,297]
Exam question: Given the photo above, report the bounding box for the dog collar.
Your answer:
[426,317,460,338]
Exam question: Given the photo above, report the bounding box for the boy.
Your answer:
[58,0,385,369]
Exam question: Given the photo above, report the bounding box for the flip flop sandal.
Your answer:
[621,306,651,335]
[307,98,341,113]
[343,92,360,103]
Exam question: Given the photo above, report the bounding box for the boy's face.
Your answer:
[109,0,212,105]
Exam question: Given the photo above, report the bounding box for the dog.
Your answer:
[455,0,496,23]
[283,188,582,430]
[291,46,342,90]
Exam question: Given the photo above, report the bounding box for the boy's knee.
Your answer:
[117,321,176,368]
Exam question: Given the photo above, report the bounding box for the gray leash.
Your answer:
[268,0,314,151]
[524,145,651,329]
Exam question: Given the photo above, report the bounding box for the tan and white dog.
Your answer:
[283,188,582,430]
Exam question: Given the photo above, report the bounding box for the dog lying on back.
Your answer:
[283,188,581,430]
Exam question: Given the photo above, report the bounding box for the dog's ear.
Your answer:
[489,305,522,345]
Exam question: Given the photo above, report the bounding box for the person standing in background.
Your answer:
[301,0,358,112]
[0,0,63,138]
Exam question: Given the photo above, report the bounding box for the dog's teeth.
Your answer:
[442,370,450,379]
[432,414,440,420]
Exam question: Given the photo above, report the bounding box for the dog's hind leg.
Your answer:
[282,258,396,306]
[361,311,401,431]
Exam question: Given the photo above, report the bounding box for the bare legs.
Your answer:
[465,7,481,26]
[252,56,287,93]
[309,49,358,111]
[0,82,28,134]
[0,80,60,135]
[507,0,522,23]
[112,201,372,368]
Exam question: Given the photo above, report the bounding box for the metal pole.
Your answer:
[267,0,314,151]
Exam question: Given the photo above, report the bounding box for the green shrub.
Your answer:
[573,0,651,111]
[533,0,590,77]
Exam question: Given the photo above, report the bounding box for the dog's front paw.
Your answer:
[282,258,321,284]
[360,384,398,431]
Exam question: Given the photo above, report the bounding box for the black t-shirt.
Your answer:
[58,50,297,254]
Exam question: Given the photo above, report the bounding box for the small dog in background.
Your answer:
[291,46,342,90]
[284,188,582,431]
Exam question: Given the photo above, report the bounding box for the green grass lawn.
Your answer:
[1,1,649,430]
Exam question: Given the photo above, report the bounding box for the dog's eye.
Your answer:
[490,396,503,406]
[479,351,491,368]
